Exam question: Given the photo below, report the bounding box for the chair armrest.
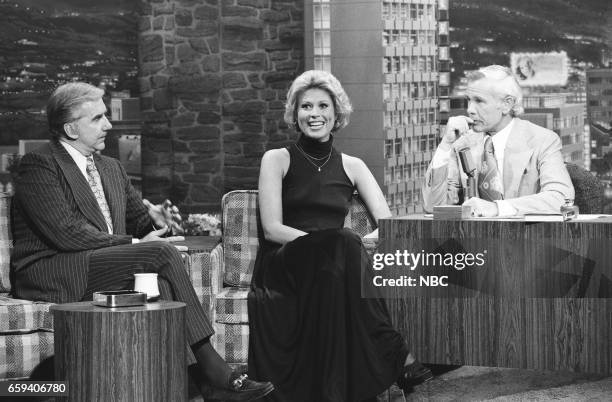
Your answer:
[210,243,225,296]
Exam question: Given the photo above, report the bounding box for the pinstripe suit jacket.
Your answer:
[11,139,153,302]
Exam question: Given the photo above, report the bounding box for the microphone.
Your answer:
[457,147,476,178]
[457,147,477,199]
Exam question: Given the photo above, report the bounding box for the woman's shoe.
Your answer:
[397,360,433,391]
[201,372,274,401]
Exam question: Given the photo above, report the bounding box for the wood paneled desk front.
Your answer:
[377,215,612,374]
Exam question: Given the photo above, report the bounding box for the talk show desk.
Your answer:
[378,215,612,374]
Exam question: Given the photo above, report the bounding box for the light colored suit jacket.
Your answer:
[422,118,574,215]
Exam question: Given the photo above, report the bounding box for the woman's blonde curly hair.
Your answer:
[284,70,353,132]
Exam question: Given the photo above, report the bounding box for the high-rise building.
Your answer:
[586,68,612,171]
[586,68,612,129]
[522,93,586,167]
[587,68,612,127]
[305,0,450,215]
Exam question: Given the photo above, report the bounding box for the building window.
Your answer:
[395,138,403,156]
[383,83,391,101]
[314,56,330,72]
[420,136,427,151]
[439,21,449,35]
[382,2,390,19]
[382,31,390,46]
[429,136,437,151]
[425,4,434,21]
[404,164,411,180]
[439,46,449,60]
[410,4,417,19]
[314,31,330,55]
[401,83,409,100]
[383,57,392,73]
[400,3,408,19]
[417,4,425,19]
[410,30,418,46]
[410,83,418,99]
[396,192,403,207]
[406,190,413,205]
[313,4,330,29]
[403,109,411,126]
[391,2,399,18]
[401,56,409,73]
[385,139,393,158]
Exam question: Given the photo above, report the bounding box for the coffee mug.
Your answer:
[133,273,160,301]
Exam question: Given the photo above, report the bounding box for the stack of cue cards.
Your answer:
[433,205,473,220]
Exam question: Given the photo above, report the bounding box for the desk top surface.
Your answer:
[383,214,612,223]
[50,300,186,313]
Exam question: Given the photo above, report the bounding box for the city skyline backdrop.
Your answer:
[0,0,610,211]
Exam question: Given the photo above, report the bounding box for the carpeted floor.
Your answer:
[404,365,611,401]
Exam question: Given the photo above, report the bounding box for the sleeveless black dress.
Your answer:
[248,136,408,402]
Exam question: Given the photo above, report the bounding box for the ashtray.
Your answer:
[92,290,147,307]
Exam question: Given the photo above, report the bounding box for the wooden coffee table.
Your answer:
[51,301,187,402]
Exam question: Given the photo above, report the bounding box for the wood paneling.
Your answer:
[380,216,612,374]
[52,301,187,402]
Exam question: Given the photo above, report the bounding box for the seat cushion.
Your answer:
[221,191,260,287]
[215,288,249,325]
[0,331,54,379]
[0,295,54,333]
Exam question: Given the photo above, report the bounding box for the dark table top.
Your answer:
[176,236,221,253]
[50,300,186,313]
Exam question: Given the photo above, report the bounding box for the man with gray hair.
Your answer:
[11,82,273,401]
[422,65,574,217]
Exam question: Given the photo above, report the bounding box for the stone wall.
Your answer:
[138,0,303,212]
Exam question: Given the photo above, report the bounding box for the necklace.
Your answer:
[295,143,332,172]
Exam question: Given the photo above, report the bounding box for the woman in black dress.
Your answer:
[248,70,432,402]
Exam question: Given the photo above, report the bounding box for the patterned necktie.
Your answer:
[86,156,113,233]
[477,135,504,201]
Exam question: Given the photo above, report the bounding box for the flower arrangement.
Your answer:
[182,213,222,236]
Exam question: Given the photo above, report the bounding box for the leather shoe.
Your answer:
[397,360,433,391]
[202,372,274,402]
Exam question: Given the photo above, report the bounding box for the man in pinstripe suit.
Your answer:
[11,82,273,401]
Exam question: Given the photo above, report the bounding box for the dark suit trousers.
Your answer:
[83,241,214,347]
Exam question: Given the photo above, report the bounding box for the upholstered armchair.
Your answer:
[565,162,604,214]
[208,190,377,366]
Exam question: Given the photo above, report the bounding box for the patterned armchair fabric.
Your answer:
[0,193,56,380]
[210,190,377,365]
[565,162,604,214]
